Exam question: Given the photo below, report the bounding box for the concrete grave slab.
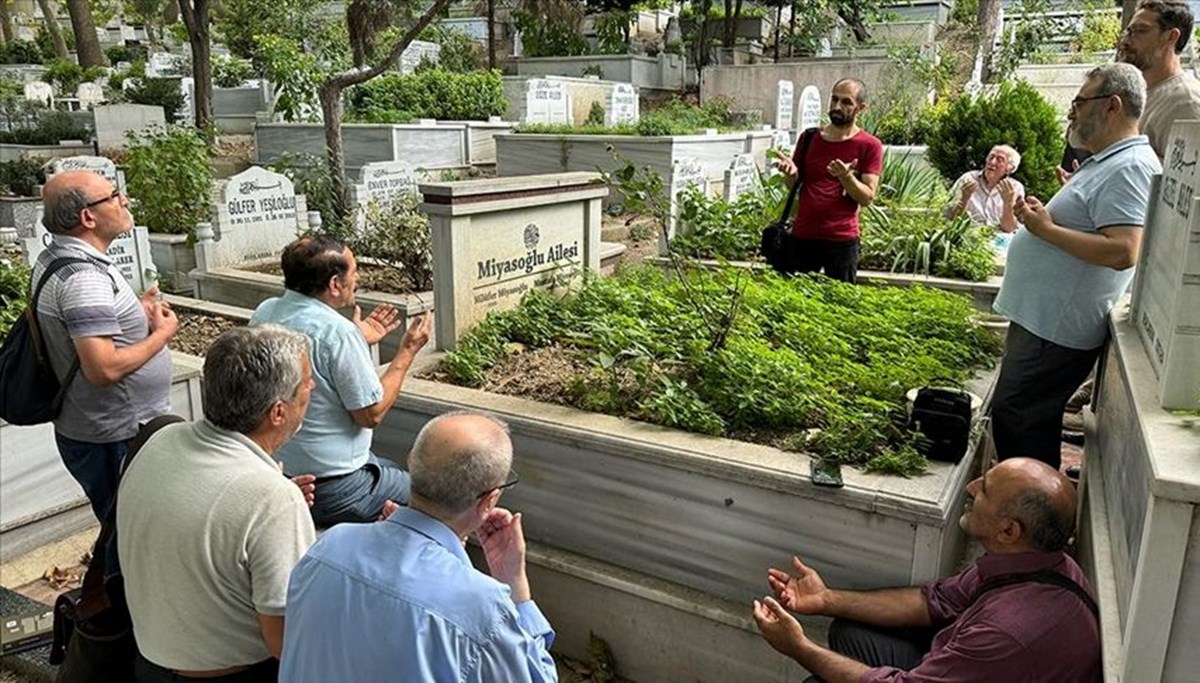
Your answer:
[93,104,166,150]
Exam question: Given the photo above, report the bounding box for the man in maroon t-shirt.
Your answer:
[775,78,884,283]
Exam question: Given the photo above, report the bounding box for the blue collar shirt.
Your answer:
[279,507,558,682]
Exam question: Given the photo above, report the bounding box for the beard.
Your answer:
[1118,46,1150,71]
[829,109,852,126]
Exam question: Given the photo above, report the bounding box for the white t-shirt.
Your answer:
[117,420,316,670]
[946,171,1025,228]
[1140,71,1200,159]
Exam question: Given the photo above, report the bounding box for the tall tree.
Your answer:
[977,0,1002,83]
[65,0,108,66]
[179,0,213,135]
[36,0,70,58]
[322,0,456,219]
[721,0,744,48]
[0,0,15,45]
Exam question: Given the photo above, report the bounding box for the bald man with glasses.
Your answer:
[30,170,178,532]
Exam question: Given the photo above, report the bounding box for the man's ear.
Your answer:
[997,517,1024,546]
[267,399,287,427]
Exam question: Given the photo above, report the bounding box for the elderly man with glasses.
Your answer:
[989,63,1161,469]
[30,170,178,530]
[280,411,557,683]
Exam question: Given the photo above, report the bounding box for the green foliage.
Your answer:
[949,0,978,25]
[513,97,747,136]
[513,9,588,57]
[927,80,1062,200]
[346,69,506,123]
[875,153,948,208]
[35,26,74,62]
[124,125,213,237]
[0,255,30,340]
[125,77,186,124]
[216,0,326,61]
[595,11,631,54]
[0,158,47,197]
[860,208,996,282]
[0,39,46,65]
[439,265,999,473]
[269,151,337,230]
[991,0,1054,81]
[254,34,322,122]
[0,103,92,144]
[426,28,484,73]
[355,193,433,291]
[105,44,147,65]
[586,101,606,126]
[212,55,255,88]
[44,59,107,95]
[1073,5,1121,54]
[670,176,787,261]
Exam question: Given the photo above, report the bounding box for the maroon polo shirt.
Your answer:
[861,551,1102,683]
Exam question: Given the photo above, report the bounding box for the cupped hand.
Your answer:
[354,304,402,345]
[766,555,831,615]
[399,312,432,357]
[753,596,807,659]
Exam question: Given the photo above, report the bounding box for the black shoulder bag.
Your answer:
[909,383,973,463]
[761,127,818,269]
[975,569,1099,620]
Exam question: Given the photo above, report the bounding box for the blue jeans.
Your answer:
[55,433,130,576]
[309,455,411,527]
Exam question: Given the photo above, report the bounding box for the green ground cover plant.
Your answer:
[345,69,506,123]
[437,265,1000,475]
[859,208,996,282]
[515,96,745,136]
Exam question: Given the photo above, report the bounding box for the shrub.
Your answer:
[586,101,605,126]
[860,208,996,282]
[0,40,44,65]
[0,158,47,197]
[346,69,506,122]
[124,125,213,237]
[428,29,483,73]
[105,44,147,65]
[125,78,187,124]
[355,193,432,291]
[0,255,30,340]
[512,9,587,57]
[212,55,255,88]
[927,80,1062,201]
[44,59,107,95]
[0,106,92,144]
[253,34,321,122]
[269,151,336,231]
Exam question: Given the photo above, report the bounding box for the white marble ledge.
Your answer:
[419,172,605,199]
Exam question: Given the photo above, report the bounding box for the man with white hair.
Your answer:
[991,63,1161,468]
[945,145,1024,233]
[279,411,557,682]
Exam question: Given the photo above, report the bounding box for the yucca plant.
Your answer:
[876,152,947,208]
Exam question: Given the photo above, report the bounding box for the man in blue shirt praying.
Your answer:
[279,411,558,682]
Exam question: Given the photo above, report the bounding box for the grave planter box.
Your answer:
[254,123,469,178]
[880,0,952,22]
[439,120,514,165]
[514,53,685,92]
[0,141,95,163]
[213,86,267,135]
[148,232,196,293]
[0,353,204,561]
[0,196,41,235]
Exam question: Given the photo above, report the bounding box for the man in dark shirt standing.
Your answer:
[752,458,1101,682]
[774,78,883,283]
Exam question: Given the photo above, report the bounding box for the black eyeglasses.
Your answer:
[476,470,520,500]
[1070,94,1112,111]
[84,188,122,209]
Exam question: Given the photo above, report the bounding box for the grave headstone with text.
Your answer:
[352,161,420,208]
[23,81,52,106]
[724,154,760,202]
[120,25,136,43]
[605,83,639,126]
[180,77,196,125]
[47,155,125,192]
[1130,121,1200,409]
[195,166,308,272]
[76,82,105,110]
[523,79,572,125]
[147,52,177,77]
[798,85,821,132]
[776,80,795,131]
[664,157,708,251]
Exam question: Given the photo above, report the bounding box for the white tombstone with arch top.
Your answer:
[195,166,308,272]
[776,80,795,131]
[799,85,822,131]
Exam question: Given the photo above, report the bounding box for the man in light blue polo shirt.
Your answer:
[992,63,1161,468]
[251,235,431,526]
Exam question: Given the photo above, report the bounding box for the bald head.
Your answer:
[408,412,513,515]
[42,170,110,235]
[994,458,1077,552]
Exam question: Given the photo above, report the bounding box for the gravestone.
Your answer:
[23,81,52,106]
[351,161,420,208]
[523,79,572,125]
[147,52,177,77]
[93,104,166,150]
[47,155,124,192]
[399,41,441,74]
[179,77,196,125]
[664,157,708,250]
[724,154,759,202]
[776,80,795,131]
[16,26,34,42]
[120,25,136,43]
[1129,121,1200,409]
[22,219,157,293]
[76,82,105,110]
[195,166,308,272]
[770,130,793,151]
[605,83,639,126]
[798,85,821,131]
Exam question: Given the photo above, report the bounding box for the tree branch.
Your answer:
[326,0,455,91]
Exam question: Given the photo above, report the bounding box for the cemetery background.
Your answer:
[1,0,1198,681]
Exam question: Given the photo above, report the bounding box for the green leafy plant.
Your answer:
[0,103,92,144]
[595,11,631,54]
[990,0,1055,81]
[927,80,1062,201]
[254,34,323,122]
[269,151,338,233]
[1073,3,1122,55]
[44,59,107,95]
[105,44,147,65]
[513,8,588,57]
[124,77,187,124]
[425,28,484,73]
[346,69,506,123]
[124,125,213,238]
[860,208,996,282]
[0,158,47,197]
[0,255,30,340]
[0,39,45,65]
[212,55,255,88]
[354,193,432,291]
[586,101,606,126]
[875,153,948,208]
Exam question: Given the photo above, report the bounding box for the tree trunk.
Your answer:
[486,0,495,69]
[788,1,796,58]
[145,22,157,50]
[325,0,456,220]
[722,0,734,47]
[65,0,108,67]
[773,3,781,61]
[977,0,1002,83]
[179,0,213,136]
[0,1,15,46]
[836,6,870,44]
[35,0,70,59]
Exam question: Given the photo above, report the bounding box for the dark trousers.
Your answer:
[775,236,860,283]
[803,619,934,683]
[990,323,1102,469]
[55,433,131,576]
[308,455,411,527]
[134,654,278,682]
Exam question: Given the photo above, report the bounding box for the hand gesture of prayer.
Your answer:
[399,312,432,357]
[353,304,401,345]
[1014,195,1052,235]
[767,555,832,615]
[960,178,978,202]
[997,178,1017,207]
[478,508,532,602]
[753,596,808,659]
[827,158,858,181]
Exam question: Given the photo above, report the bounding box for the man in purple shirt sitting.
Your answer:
[753,458,1101,682]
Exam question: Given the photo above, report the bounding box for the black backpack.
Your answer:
[0,256,91,425]
[909,385,974,463]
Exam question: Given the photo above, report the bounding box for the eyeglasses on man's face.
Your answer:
[1120,23,1160,40]
[84,188,123,210]
[476,470,520,500]
[1070,94,1112,111]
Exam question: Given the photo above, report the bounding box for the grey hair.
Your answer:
[202,325,310,434]
[43,186,91,235]
[1086,63,1147,119]
[991,145,1022,172]
[409,410,512,514]
[1001,490,1075,552]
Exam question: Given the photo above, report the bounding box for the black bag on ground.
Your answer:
[760,127,817,268]
[0,257,89,425]
[909,386,973,463]
[49,414,186,682]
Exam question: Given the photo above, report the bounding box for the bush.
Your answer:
[0,255,30,340]
[124,125,213,237]
[512,9,587,57]
[355,193,432,291]
[124,78,187,124]
[346,69,506,123]
[106,44,147,65]
[586,101,605,126]
[427,29,483,73]
[0,39,44,65]
[0,158,47,197]
[0,105,92,144]
[212,55,255,88]
[44,59,107,95]
[269,151,336,230]
[860,208,996,282]
[927,80,1062,201]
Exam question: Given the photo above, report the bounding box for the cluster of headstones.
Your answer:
[523,78,638,127]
